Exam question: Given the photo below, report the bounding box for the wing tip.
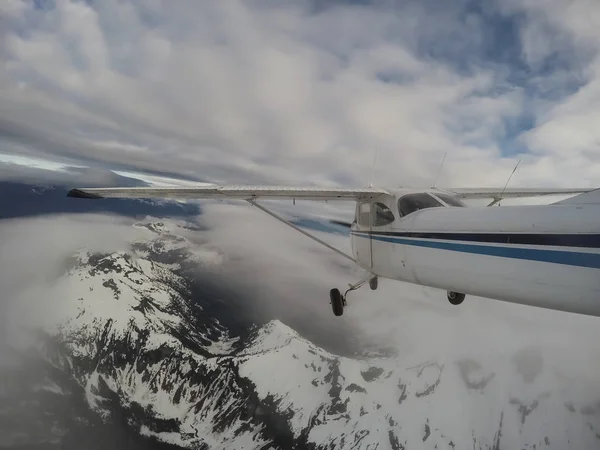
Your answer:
[67,188,104,199]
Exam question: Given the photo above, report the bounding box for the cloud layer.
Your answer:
[2,209,599,447]
[1,0,600,188]
[3,207,600,388]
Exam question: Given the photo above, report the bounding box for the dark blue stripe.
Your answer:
[351,232,600,269]
[353,230,600,248]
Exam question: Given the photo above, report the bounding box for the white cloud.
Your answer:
[2,0,599,188]
[0,213,141,349]
[0,152,84,172]
[3,205,599,371]
[490,0,600,179]
[0,204,599,446]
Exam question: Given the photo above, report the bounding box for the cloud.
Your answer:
[0,214,140,341]
[0,207,359,357]
[0,204,599,446]
[1,0,599,189]
[3,204,600,369]
[492,0,600,178]
[190,202,600,374]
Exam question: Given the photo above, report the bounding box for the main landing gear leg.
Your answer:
[330,274,377,317]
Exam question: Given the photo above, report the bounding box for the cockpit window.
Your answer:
[433,193,466,207]
[398,193,443,217]
[372,202,395,227]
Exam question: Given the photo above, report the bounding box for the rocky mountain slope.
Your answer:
[3,219,600,449]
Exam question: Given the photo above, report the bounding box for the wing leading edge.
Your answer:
[67,185,595,202]
[67,185,389,201]
[445,187,595,199]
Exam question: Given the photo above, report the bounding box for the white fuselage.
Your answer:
[350,192,600,316]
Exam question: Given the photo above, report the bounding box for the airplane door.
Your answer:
[369,200,396,275]
[351,202,372,269]
[368,203,373,268]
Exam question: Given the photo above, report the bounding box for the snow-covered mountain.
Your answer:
[2,217,600,450]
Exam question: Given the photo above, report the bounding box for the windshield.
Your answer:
[398,193,443,217]
[433,193,466,207]
[372,202,395,226]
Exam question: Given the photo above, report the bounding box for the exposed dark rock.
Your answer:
[423,420,431,442]
[414,363,444,398]
[346,383,366,393]
[510,393,550,426]
[398,380,408,404]
[492,411,503,450]
[360,367,384,382]
[388,430,404,450]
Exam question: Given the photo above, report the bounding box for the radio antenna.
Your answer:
[432,152,447,188]
[368,148,379,188]
[490,159,521,206]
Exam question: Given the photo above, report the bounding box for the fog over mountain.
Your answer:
[0,181,599,449]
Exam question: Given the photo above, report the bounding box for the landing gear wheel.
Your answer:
[330,288,344,316]
[369,276,378,291]
[447,291,466,305]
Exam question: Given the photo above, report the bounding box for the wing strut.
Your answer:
[246,200,356,263]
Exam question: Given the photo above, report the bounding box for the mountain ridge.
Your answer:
[0,181,600,450]
[0,191,598,449]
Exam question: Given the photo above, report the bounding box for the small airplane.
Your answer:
[67,184,600,318]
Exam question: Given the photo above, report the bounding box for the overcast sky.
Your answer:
[1,0,600,188]
[3,4,600,446]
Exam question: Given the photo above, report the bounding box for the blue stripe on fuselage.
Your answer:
[357,230,600,248]
[351,232,600,269]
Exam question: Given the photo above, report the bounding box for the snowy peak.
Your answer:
[4,218,600,449]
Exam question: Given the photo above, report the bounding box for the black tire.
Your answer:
[447,291,466,305]
[369,277,378,291]
[330,288,344,316]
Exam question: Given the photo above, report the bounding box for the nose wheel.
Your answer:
[330,274,377,316]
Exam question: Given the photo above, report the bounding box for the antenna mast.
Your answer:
[488,159,521,206]
[432,152,447,188]
[368,148,379,188]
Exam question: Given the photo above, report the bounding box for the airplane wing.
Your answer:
[67,185,389,201]
[445,187,595,200]
[552,188,600,205]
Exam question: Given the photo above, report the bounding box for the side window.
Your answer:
[433,193,466,207]
[398,193,443,217]
[372,202,395,227]
[358,202,370,226]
